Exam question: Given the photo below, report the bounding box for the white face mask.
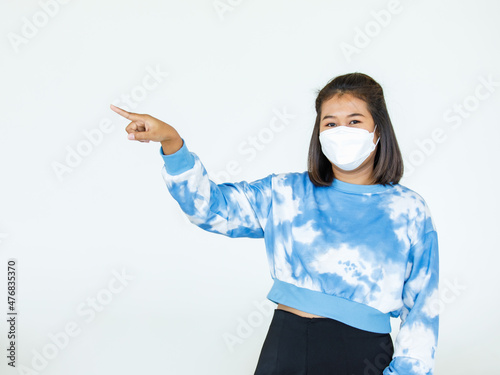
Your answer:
[319,125,379,171]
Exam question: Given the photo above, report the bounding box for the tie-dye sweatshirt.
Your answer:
[159,139,439,375]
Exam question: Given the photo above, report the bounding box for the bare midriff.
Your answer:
[277,303,325,318]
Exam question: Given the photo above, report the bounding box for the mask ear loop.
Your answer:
[373,124,380,147]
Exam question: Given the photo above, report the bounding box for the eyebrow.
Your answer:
[322,113,365,121]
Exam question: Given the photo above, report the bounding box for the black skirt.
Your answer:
[254,309,394,375]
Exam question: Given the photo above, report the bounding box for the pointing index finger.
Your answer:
[110,104,142,121]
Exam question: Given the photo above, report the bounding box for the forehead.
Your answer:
[321,93,369,116]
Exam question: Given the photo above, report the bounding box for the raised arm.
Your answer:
[110,104,274,238]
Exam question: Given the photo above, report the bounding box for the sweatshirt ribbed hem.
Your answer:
[267,278,391,334]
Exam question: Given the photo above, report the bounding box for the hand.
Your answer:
[109,104,180,144]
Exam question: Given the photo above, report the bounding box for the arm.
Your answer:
[160,139,273,238]
[384,217,439,374]
[109,104,274,238]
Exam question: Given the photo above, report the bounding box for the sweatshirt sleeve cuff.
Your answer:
[159,138,195,175]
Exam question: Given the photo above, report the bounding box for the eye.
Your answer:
[324,120,360,127]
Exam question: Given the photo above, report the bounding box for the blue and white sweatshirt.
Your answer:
[159,139,439,375]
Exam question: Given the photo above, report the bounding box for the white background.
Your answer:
[0,0,499,374]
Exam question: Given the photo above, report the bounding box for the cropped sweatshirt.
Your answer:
[159,139,439,375]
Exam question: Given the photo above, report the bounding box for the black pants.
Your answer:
[254,309,393,375]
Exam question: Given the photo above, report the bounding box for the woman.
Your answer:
[110,72,439,375]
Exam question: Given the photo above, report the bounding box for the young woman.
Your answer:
[110,72,439,375]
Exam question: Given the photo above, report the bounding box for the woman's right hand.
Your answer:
[110,104,183,154]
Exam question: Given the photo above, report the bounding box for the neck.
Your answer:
[331,162,376,185]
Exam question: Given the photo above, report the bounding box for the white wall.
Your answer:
[0,0,498,374]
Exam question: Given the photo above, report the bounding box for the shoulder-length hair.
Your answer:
[307,72,404,186]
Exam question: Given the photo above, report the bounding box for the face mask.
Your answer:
[319,125,379,171]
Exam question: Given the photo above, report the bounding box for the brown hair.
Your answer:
[307,72,403,186]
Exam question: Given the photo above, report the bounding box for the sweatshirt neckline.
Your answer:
[330,178,395,194]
